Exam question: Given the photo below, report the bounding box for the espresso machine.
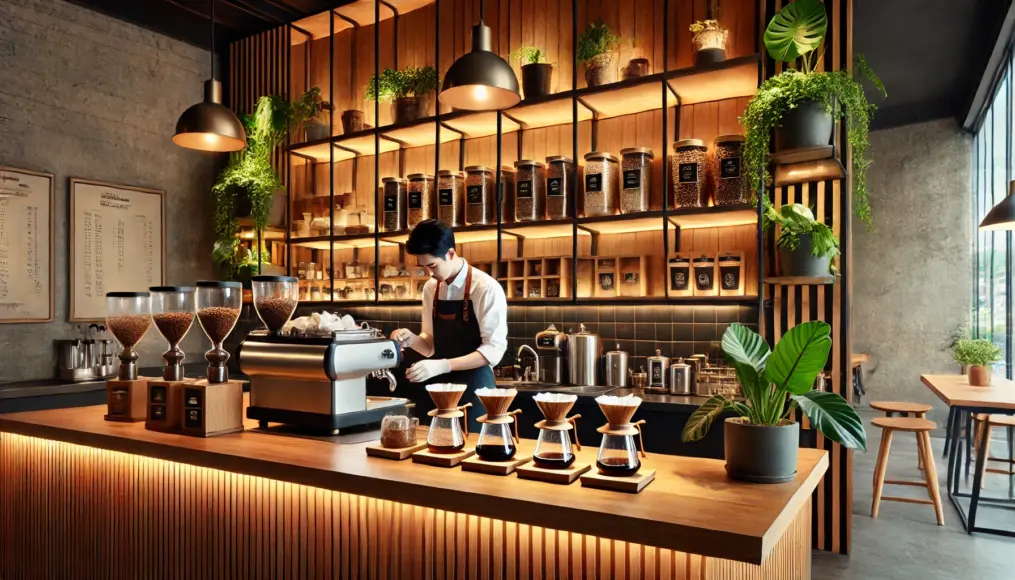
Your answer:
[238,326,408,433]
[534,324,568,384]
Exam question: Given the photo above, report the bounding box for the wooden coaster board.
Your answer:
[366,442,427,460]
[411,447,476,467]
[516,462,591,484]
[580,469,657,493]
[461,454,533,475]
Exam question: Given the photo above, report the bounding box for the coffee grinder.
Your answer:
[534,324,568,384]
[104,291,153,422]
[146,286,197,432]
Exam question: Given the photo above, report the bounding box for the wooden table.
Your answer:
[922,374,1015,536]
[0,402,828,578]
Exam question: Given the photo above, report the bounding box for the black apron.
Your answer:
[420,267,496,434]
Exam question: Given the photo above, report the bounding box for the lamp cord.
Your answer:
[479,0,484,23]
[210,0,216,80]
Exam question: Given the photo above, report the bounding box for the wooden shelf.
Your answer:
[381,224,499,245]
[578,211,665,234]
[764,275,836,285]
[578,74,677,119]
[665,55,760,105]
[667,204,758,229]
[290,0,432,44]
[502,219,587,239]
[773,158,847,187]
[442,111,521,138]
[505,94,593,130]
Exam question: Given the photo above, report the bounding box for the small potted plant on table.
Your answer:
[764,201,839,276]
[367,66,439,124]
[511,46,554,99]
[682,321,866,483]
[577,21,621,87]
[953,339,1002,387]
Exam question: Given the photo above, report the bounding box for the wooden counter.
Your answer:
[0,402,825,578]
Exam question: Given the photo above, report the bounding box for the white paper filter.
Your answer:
[426,383,468,393]
[475,387,517,397]
[595,394,643,408]
[533,392,578,403]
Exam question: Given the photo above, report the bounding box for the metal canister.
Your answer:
[566,323,601,387]
[669,361,692,395]
[535,324,568,384]
[604,343,629,387]
[646,349,670,393]
[688,354,708,395]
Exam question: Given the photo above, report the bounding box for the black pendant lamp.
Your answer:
[438,0,520,111]
[173,0,246,152]
[980,181,1015,230]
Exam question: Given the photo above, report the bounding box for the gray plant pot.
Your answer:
[778,233,831,277]
[774,99,833,152]
[724,417,800,483]
[304,120,329,142]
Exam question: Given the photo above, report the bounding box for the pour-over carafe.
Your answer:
[594,394,647,477]
[532,393,581,469]
[475,387,521,462]
[425,384,472,454]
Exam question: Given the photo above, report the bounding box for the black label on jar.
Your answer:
[720,157,741,179]
[670,266,689,290]
[679,163,698,184]
[720,265,741,290]
[547,177,563,196]
[623,169,641,189]
[408,191,423,209]
[466,185,483,204]
[517,180,533,198]
[439,188,453,206]
[536,335,557,348]
[585,173,603,193]
[383,194,398,212]
[651,364,663,382]
[695,266,715,290]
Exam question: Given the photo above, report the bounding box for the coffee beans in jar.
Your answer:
[712,135,749,205]
[513,160,546,222]
[546,156,576,219]
[583,151,619,217]
[671,139,707,208]
[500,166,516,224]
[381,177,406,232]
[437,170,465,227]
[464,165,496,225]
[620,147,653,214]
[406,174,435,228]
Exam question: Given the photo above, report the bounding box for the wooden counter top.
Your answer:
[0,402,827,565]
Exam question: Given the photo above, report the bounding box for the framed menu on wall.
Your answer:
[70,178,165,322]
[0,166,54,323]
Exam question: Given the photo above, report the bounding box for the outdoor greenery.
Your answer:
[953,338,1003,367]
[365,66,439,102]
[741,0,886,230]
[511,46,552,66]
[576,21,621,64]
[682,321,867,451]
[763,201,840,271]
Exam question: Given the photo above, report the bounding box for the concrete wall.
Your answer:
[0,0,218,381]
[853,119,972,416]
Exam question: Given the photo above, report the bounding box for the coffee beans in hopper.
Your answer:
[152,312,195,345]
[255,297,297,332]
[198,307,241,343]
[107,315,152,347]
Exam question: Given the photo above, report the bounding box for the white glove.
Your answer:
[390,328,417,350]
[406,359,451,383]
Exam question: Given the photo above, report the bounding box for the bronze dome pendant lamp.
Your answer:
[438,0,521,111]
[173,0,246,152]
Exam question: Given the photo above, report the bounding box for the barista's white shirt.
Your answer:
[420,259,508,366]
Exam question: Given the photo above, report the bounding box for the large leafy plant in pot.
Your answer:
[682,321,866,483]
[764,201,840,276]
[742,0,886,229]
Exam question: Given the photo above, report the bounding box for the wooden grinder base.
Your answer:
[516,462,591,484]
[461,454,533,476]
[179,380,244,438]
[145,380,188,432]
[104,378,150,422]
[411,447,476,467]
[581,469,657,493]
[366,442,427,460]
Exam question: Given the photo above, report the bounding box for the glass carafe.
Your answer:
[427,416,466,454]
[596,433,641,476]
[476,422,516,461]
[533,429,576,469]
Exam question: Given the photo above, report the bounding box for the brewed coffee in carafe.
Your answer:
[532,393,581,469]
[474,387,521,461]
[594,394,647,477]
[425,384,471,454]
[534,429,576,468]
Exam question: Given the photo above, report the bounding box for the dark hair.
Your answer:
[406,219,456,256]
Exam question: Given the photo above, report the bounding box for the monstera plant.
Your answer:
[682,321,865,483]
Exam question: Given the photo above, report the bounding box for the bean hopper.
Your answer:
[149,286,196,381]
[474,387,522,461]
[532,393,582,469]
[425,384,472,453]
[105,291,153,381]
[594,395,647,477]
[195,281,242,383]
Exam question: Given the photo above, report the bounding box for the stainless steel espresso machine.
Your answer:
[238,326,408,433]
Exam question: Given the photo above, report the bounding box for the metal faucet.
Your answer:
[371,369,398,392]
[515,345,540,383]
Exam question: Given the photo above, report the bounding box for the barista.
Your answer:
[390,220,507,431]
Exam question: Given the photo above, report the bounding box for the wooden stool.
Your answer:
[870,401,932,470]
[871,417,944,526]
[971,414,1015,495]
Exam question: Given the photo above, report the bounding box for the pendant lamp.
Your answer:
[438,0,520,111]
[980,180,1015,230]
[173,0,246,152]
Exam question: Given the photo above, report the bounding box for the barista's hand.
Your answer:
[390,328,417,350]
[406,358,451,383]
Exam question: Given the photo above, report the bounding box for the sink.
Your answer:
[492,380,618,396]
[494,380,557,391]
[550,385,618,396]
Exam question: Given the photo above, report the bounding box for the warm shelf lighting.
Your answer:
[980,180,1015,230]
[438,0,520,111]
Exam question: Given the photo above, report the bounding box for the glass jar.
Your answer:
[546,156,576,219]
[671,139,707,208]
[196,281,242,383]
[252,275,299,335]
[464,165,496,225]
[513,160,545,222]
[406,173,435,228]
[149,286,196,381]
[583,151,620,216]
[476,422,517,461]
[106,291,152,381]
[437,170,465,227]
[381,177,406,232]
[596,433,642,476]
[712,135,748,205]
[533,428,576,469]
[500,166,516,223]
[620,147,653,214]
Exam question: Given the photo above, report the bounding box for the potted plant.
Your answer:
[764,201,839,276]
[742,0,886,229]
[511,46,554,99]
[577,21,621,87]
[289,87,333,141]
[682,321,866,483]
[953,339,1002,387]
[689,20,728,66]
[366,66,439,124]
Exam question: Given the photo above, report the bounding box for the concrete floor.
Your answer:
[811,410,1015,579]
